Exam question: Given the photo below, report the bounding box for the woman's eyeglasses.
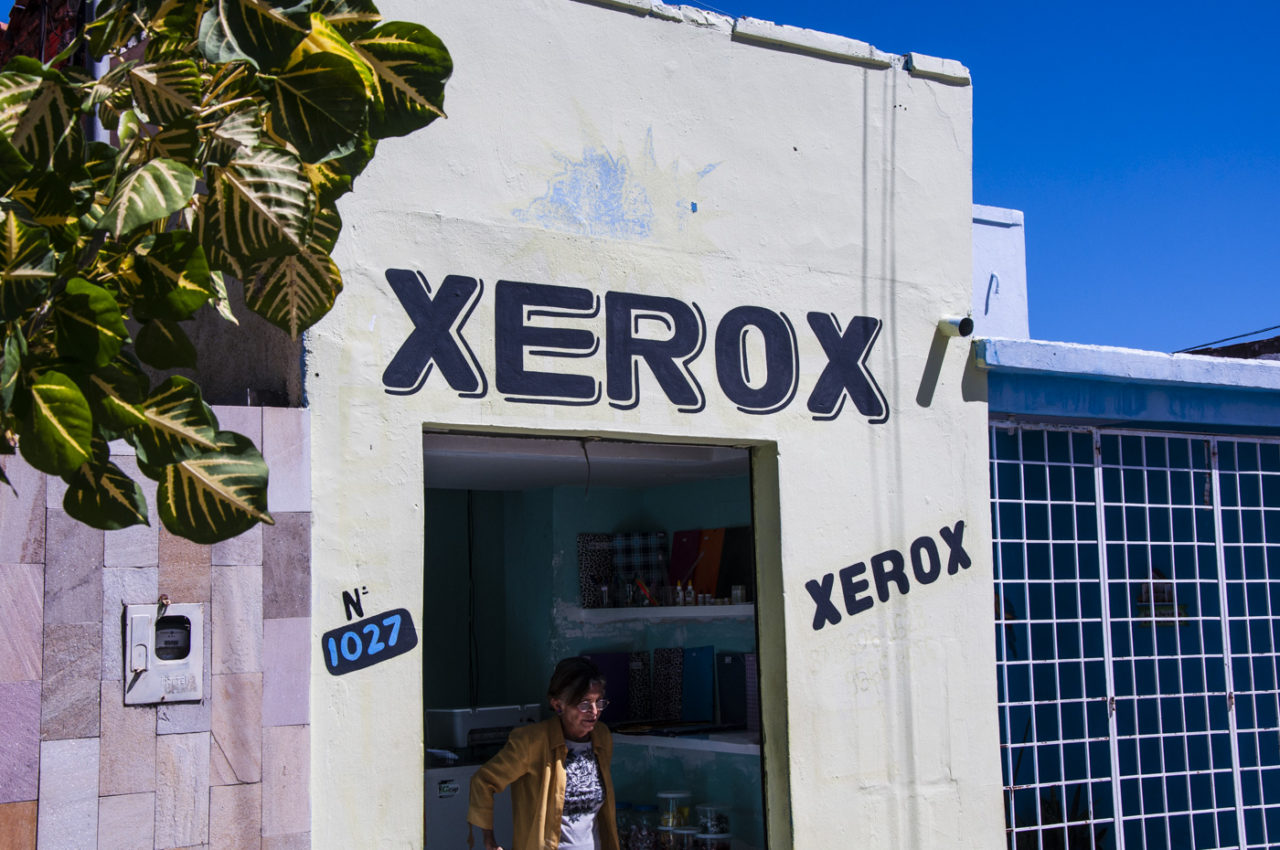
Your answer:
[575,699,610,714]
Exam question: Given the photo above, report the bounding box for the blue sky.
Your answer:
[1,1,1274,352]
[679,0,1279,353]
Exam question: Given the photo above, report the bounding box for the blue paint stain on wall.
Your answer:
[515,147,654,239]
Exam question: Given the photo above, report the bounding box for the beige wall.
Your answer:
[311,0,1001,846]
[0,407,311,850]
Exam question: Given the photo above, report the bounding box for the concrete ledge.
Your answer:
[976,338,1280,391]
[973,204,1023,228]
[732,17,895,67]
[570,0,651,13]
[905,52,971,86]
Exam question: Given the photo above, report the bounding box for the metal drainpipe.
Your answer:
[86,0,108,143]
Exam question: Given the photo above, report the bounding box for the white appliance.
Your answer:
[424,705,541,849]
[425,763,513,849]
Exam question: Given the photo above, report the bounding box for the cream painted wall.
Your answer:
[309,1,1001,846]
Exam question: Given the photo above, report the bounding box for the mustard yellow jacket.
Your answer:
[468,716,620,850]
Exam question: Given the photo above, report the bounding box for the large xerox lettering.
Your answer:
[382,269,889,424]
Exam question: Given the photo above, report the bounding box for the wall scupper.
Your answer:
[567,0,970,83]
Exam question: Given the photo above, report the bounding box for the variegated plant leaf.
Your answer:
[136,317,198,369]
[197,3,253,65]
[95,158,199,236]
[86,0,149,56]
[84,364,149,432]
[302,129,373,205]
[208,146,312,261]
[52,277,130,368]
[313,0,380,39]
[218,0,312,70]
[0,210,55,321]
[268,49,367,163]
[0,73,42,144]
[130,375,219,468]
[351,21,451,139]
[244,241,341,338]
[209,107,263,161]
[209,271,237,323]
[18,369,93,476]
[133,232,214,320]
[63,457,150,530]
[0,133,31,191]
[155,429,273,544]
[130,60,203,126]
[7,76,80,171]
[1,325,26,412]
[311,204,341,253]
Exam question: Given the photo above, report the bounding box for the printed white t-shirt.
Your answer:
[559,739,603,850]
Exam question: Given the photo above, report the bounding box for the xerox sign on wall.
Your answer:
[307,0,1001,846]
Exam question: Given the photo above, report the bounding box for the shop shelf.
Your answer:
[568,603,755,624]
[612,729,760,756]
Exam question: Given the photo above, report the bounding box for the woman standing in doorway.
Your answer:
[468,656,620,850]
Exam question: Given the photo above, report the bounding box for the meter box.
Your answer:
[122,602,204,705]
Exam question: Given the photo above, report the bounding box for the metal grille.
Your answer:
[992,424,1280,849]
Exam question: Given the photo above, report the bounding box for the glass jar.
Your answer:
[696,833,732,850]
[616,802,634,850]
[630,804,657,850]
[695,803,730,835]
[656,790,692,828]
[673,826,700,850]
[656,827,675,850]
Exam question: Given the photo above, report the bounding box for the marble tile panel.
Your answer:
[263,408,309,513]
[0,800,38,850]
[103,456,159,568]
[261,725,308,838]
[212,406,262,447]
[36,738,99,850]
[158,528,212,604]
[213,565,262,675]
[262,618,308,728]
[0,565,42,682]
[261,512,309,620]
[155,732,210,849]
[262,834,309,850]
[0,457,44,565]
[156,612,211,736]
[210,673,262,786]
[43,474,66,510]
[40,623,100,741]
[99,682,156,797]
[0,681,40,804]
[210,782,261,849]
[43,511,103,625]
[212,523,262,568]
[97,792,155,850]
[101,567,159,682]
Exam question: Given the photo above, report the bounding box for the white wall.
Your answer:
[972,205,1029,339]
[309,1,1002,846]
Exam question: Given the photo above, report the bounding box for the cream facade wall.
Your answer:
[311,1,1002,846]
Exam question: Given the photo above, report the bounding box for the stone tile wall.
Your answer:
[0,407,311,849]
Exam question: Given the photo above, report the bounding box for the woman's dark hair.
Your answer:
[547,656,606,705]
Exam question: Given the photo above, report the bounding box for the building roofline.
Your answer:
[975,337,1280,393]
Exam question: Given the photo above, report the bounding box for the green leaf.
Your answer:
[352,21,451,139]
[313,0,380,39]
[84,363,149,432]
[10,170,86,228]
[209,271,237,323]
[5,75,80,171]
[219,0,313,70]
[197,4,253,65]
[302,129,374,205]
[142,121,202,165]
[87,0,149,57]
[209,106,264,161]
[95,158,199,236]
[131,375,219,467]
[0,73,43,143]
[207,146,311,261]
[155,429,273,543]
[0,133,31,191]
[0,210,55,321]
[311,204,341,253]
[18,369,93,475]
[245,241,341,338]
[53,277,130,368]
[134,232,214,320]
[136,317,198,369]
[1,325,26,411]
[64,458,150,530]
[268,50,367,163]
[130,60,202,126]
